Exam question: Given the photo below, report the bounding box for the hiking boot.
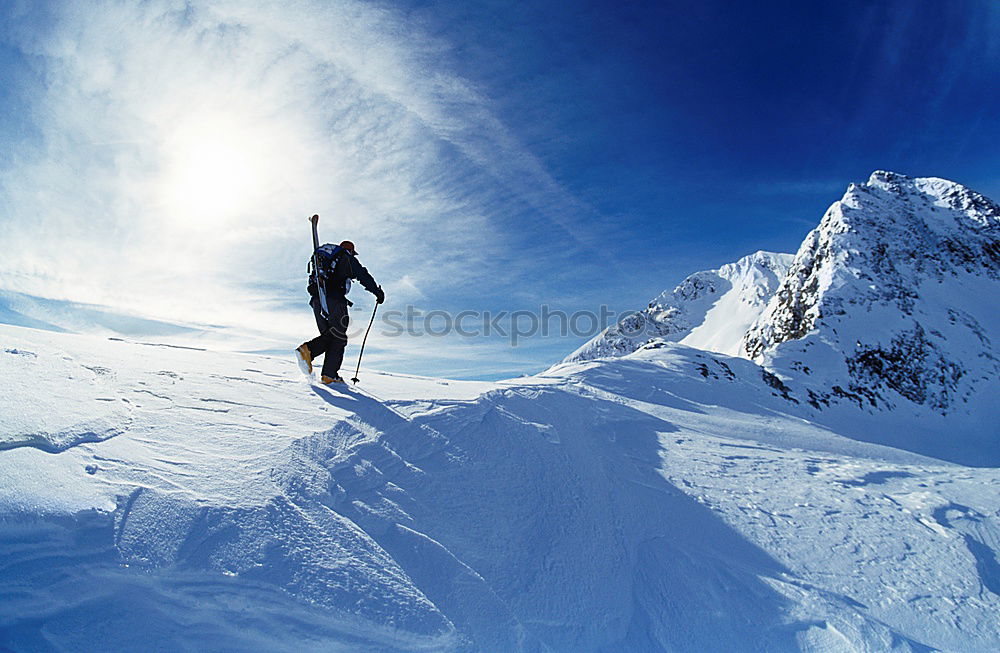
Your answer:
[321,374,346,384]
[295,344,313,375]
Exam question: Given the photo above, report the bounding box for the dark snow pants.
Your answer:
[306,298,350,378]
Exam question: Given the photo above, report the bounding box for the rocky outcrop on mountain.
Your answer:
[565,251,793,362]
[744,171,1000,414]
[567,171,999,419]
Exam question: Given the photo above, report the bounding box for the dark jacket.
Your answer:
[310,250,380,303]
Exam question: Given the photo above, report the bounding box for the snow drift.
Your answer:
[3,326,998,651]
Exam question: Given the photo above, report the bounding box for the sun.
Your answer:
[157,113,273,229]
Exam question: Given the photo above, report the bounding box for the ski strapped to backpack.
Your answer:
[308,243,354,318]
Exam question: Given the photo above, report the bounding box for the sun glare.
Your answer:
[157,114,275,229]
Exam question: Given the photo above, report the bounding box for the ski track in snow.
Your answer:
[1,324,999,652]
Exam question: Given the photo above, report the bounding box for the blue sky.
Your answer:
[1,0,998,378]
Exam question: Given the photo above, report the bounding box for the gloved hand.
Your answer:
[374,287,385,305]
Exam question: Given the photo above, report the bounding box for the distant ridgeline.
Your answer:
[566,171,1000,418]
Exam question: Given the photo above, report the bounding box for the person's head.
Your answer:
[339,240,357,255]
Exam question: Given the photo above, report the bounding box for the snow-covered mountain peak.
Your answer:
[866,168,909,189]
[744,171,1000,415]
[567,170,998,421]
[863,169,999,221]
[836,170,999,240]
[649,249,790,309]
[726,248,790,271]
[717,249,791,289]
[566,250,793,362]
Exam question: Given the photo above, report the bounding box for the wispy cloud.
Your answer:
[0,0,608,363]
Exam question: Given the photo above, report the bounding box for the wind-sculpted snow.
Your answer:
[311,383,804,651]
[0,337,133,453]
[1,324,998,651]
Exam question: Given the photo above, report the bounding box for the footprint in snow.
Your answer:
[836,471,915,487]
[3,348,38,358]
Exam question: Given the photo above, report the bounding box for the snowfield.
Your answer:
[1,323,998,652]
[2,171,999,652]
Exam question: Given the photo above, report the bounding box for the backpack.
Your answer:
[308,244,352,316]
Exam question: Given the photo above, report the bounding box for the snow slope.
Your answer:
[566,251,793,362]
[2,323,999,652]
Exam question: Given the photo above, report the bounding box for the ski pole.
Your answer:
[351,302,379,384]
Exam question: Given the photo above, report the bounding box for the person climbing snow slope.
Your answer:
[296,214,384,384]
